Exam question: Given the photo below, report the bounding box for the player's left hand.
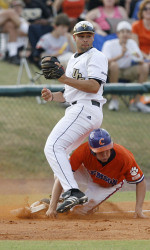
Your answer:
[46,207,57,219]
[134,208,148,219]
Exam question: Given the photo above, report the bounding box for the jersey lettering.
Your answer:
[89,170,118,186]
[72,68,85,80]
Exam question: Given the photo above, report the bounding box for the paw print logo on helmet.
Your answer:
[130,167,139,176]
[89,128,113,153]
[73,21,95,35]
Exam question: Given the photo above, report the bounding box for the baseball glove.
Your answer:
[41,56,65,79]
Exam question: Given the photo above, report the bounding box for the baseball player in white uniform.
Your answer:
[41,21,108,214]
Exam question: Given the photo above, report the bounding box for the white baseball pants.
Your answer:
[44,101,103,191]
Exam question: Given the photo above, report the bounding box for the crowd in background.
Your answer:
[0,0,150,112]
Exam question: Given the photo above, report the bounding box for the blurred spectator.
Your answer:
[119,0,140,18]
[131,0,142,20]
[0,0,29,64]
[53,0,85,29]
[28,23,53,61]
[42,0,55,17]
[85,0,128,36]
[22,0,52,25]
[33,13,76,69]
[53,0,85,18]
[22,0,56,64]
[86,0,102,11]
[102,21,150,113]
[132,0,150,63]
[0,0,9,9]
[11,1,29,55]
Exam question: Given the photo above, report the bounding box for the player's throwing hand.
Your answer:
[41,88,53,102]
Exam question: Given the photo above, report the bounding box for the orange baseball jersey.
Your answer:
[70,142,144,188]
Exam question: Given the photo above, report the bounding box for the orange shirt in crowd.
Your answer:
[132,20,150,54]
[62,0,85,18]
[70,142,144,188]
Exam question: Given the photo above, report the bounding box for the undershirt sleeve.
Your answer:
[89,78,102,85]
[60,88,65,93]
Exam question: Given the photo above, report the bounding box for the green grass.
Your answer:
[0,240,150,250]
[0,97,65,178]
[0,61,150,178]
[109,190,150,202]
[102,103,150,175]
[0,60,46,85]
[1,95,149,178]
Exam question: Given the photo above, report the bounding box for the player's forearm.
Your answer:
[41,88,66,102]
[52,92,66,102]
[135,179,146,212]
[50,177,63,210]
[58,77,100,93]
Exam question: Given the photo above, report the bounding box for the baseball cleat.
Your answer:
[56,189,88,213]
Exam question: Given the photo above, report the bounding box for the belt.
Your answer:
[72,100,100,107]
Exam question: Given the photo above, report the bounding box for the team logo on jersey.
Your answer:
[99,138,105,145]
[132,173,140,180]
[130,167,139,176]
[72,69,85,80]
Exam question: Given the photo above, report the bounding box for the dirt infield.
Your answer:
[0,179,150,241]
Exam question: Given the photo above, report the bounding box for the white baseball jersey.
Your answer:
[64,47,108,103]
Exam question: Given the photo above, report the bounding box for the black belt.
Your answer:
[72,100,100,107]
